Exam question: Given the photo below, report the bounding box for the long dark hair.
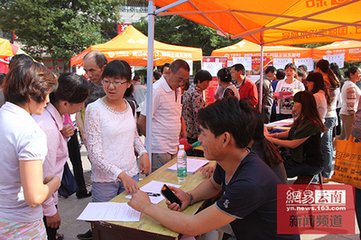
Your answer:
[251,107,284,166]
[306,72,330,105]
[316,59,340,88]
[293,91,325,132]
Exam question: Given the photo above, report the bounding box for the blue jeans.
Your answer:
[321,117,336,178]
[92,174,139,202]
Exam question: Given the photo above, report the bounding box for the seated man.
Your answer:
[129,98,299,240]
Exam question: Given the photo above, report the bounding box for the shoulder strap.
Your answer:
[126,98,136,116]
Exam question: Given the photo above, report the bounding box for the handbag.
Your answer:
[331,138,361,189]
[58,162,78,198]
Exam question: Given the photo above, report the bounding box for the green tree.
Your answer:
[134,15,238,56]
[0,0,123,72]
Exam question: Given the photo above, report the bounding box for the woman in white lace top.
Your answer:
[84,60,150,202]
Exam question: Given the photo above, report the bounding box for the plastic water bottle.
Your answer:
[177,144,187,183]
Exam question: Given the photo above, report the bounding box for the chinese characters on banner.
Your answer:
[294,58,314,71]
[277,184,355,234]
[232,56,252,70]
[323,53,345,68]
[273,58,293,69]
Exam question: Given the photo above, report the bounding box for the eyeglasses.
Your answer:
[102,79,128,86]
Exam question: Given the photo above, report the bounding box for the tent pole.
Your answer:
[146,0,155,160]
[259,44,264,113]
[155,0,188,15]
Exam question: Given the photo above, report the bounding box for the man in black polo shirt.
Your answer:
[129,98,299,240]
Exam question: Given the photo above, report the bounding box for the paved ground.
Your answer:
[58,146,360,240]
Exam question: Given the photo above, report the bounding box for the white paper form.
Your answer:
[77,202,141,222]
[168,158,209,173]
[126,180,181,204]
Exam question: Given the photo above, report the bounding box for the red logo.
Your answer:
[277,184,355,234]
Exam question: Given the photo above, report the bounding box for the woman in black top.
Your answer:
[266,91,325,177]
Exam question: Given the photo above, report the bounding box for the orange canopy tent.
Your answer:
[211,39,313,60]
[142,0,360,153]
[70,25,202,66]
[153,0,361,46]
[313,40,361,61]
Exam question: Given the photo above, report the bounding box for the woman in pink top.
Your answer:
[33,73,90,240]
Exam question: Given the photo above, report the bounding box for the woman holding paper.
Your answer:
[274,63,305,120]
[84,60,150,201]
[80,60,150,240]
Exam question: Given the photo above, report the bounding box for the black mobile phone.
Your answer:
[161,184,182,207]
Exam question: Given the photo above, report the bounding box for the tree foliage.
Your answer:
[134,15,239,56]
[0,0,123,63]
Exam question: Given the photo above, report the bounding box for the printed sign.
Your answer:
[277,184,355,234]
[232,56,252,70]
[323,53,345,68]
[294,58,314,71]
[202,62,223,77]
[273,58,293,69]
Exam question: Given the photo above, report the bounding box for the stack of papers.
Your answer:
[77,202,141,222]
[168,158,209,173]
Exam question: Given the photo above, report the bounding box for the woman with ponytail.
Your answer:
[315,59,341,179]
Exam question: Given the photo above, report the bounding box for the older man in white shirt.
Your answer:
[138,59,190,172]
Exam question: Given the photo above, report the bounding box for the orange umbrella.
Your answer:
[0,38,14,57]
[153,0,361,45]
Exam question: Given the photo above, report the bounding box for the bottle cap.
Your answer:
[179,144,184,149]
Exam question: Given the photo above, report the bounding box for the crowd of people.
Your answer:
[0,50,360,240]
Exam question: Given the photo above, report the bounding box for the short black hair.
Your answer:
[276,69,285,80]
[194,70,212,84]
[217,68,232,83]
[231,63,246,75]
[50,73,90,104]
[284,63,297,72]
[102,60,132,81]
[170,59,190,74]
[198,97,255,148]
[161,63,170,74]
[298,65,308,72]
[265,66,276,74]
[153,71,161,80]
